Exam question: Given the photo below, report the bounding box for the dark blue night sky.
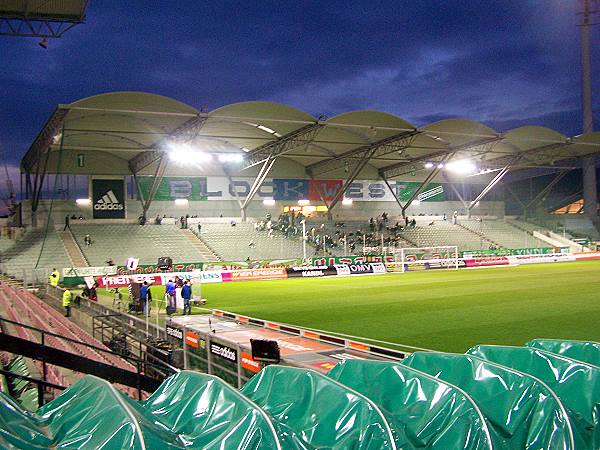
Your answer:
[0,0,598,177]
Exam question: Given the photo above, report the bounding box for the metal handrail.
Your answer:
[0,316,178,374]
[0,367,65,407]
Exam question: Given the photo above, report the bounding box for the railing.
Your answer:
[0,316,178,399]
[0,367,65,407]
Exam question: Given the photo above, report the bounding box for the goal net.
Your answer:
[391,246,459,273]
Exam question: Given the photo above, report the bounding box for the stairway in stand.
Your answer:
[58,230,89,267]
[179,229,222,262]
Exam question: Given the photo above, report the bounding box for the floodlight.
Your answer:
[424,162,434,169]
[76,198,91,206]
[263,198,275,206]
[218,153,244,163]
[342,198,353,206]
[437,163,445,169]
[446,159,476,174]
[298,199,310,206]
[174,199,188,206]
[168,142,212,163]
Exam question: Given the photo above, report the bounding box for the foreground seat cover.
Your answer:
[467,345,600,450]
[241,365,396,449]
[37,375,185,449]
[327,359,493,449]
[402,352,575,450]
[0,391,52,449]
[141,371,281,450]
[526,338,600,367]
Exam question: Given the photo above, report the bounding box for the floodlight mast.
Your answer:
[579,0,599,223]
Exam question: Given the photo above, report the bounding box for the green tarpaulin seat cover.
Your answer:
[526,338,600,368]
[402,352,575,450]
[0,372,282,450]
[467,345,600,450]
[240,365,397,449]
[327,359,493,450]
[0,390,52,449]
[37,375,185,449]
[141,371,281,450]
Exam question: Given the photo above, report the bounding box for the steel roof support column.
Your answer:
[140,154,168,222]
[381,174,403,211]
[223,167,245,221]
[401,157,450,218]
[523,169,571,216]
[504,184,527,214]
[241,155,277,221]
[327,146,380,214]
[468,166,511,217]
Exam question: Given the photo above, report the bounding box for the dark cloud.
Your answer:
[0,0,598,170]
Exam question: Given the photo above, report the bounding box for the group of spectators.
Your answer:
[136,276,194,317]
[254,211,306,239]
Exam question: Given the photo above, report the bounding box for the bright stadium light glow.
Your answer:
[298,199,310,206]
[437,163,445,169]
[168,142,213,163]
[263,198,275,206]
[218,153,244,163]
[174,199,188,206]
[76,198,91,206]
[424,162,434,169]
[446,159,476,174]
[342,198,353,206]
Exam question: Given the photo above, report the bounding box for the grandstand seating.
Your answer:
[461,219,547,248]
[0,282,138,398]
[70,224,214,266]
[0,229,71,279]
[399,220,494,250]
[197,223,305,260]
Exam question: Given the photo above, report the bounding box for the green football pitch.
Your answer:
[103,260,600,353]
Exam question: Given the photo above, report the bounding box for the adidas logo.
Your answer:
[94,190,124,211]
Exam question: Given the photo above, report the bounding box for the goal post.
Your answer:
[393,246,459,273]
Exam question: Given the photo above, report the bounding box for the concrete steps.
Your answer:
[179,229,222,262]
[58,230,89,267]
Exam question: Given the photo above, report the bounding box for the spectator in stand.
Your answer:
[155,215,162,225]
[382,212,388,223]
[452,210,458,225]
[369,217,375,232]
[84,234,92,246]
[443,213,447,221]
[181,279,192,315]
[411,218,417,228]
[405,216,409,227]
[230,219,236,227]
[105,258,115,266]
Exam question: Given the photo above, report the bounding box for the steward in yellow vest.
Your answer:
[49,269,60,287]
[62,289,72,317]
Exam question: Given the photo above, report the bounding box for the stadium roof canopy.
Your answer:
[21,91,600,214]
[0,0,88,38]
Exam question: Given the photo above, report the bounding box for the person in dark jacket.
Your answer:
[181,280,192,315]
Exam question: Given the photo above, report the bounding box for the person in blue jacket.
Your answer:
[165,279,176,314]
[181,279,192,315]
